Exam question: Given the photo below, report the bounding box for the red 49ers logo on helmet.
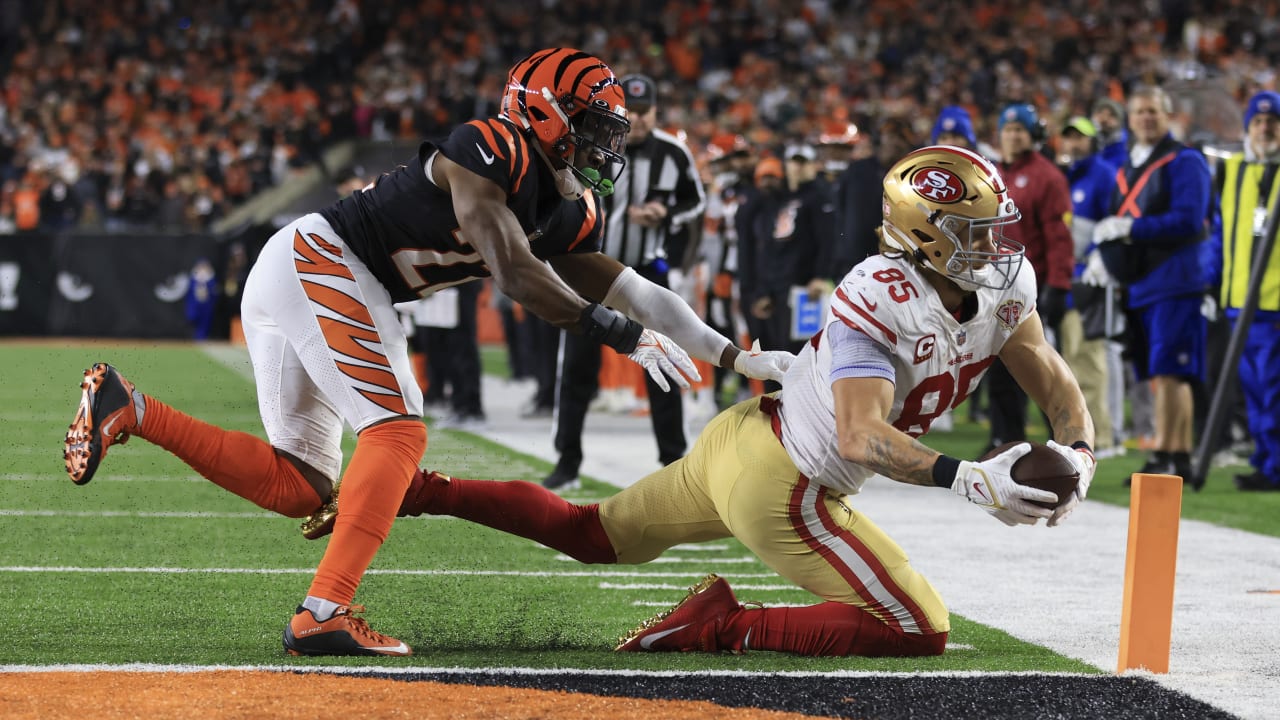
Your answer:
[909,167,965,204]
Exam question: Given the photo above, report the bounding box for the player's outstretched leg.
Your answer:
[302,470,618,565]
[617,574,948,657]
[65,362,324,517]
[65,363,145,485]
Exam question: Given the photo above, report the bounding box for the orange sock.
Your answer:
[308,419,427,605]
[138,396,322,517]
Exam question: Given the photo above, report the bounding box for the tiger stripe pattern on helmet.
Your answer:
[505,48,623,126]
[292,229,409,416]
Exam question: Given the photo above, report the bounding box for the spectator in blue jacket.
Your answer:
[1087,86,1213,487]
[1057,116,1120,458]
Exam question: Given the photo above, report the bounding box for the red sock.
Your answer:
[724,602,947,657]
[308,420,426,605]
[138,396,321,517]
[411,473,616,564]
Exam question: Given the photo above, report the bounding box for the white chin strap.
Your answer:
[547,157,587,199]
[515,114,585,200]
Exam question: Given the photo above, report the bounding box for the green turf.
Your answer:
[11,340,1262,672]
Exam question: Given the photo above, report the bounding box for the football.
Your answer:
[980,441,1080,510]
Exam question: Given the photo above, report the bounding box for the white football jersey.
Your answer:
[776,253,1037,495]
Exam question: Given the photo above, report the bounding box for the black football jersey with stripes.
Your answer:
[319,116,604,303]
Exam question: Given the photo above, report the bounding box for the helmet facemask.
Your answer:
[926,199,1022,291]
[554,93,629,196]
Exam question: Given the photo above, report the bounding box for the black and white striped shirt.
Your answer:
[603,127,706,270]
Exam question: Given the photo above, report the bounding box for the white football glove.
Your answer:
[627,329,700,392]
[732,339,796,383]
[1092,215,1134,244]
[1045,440,1097,527]
[952,443,1057,526]
[1080,248,1114,287]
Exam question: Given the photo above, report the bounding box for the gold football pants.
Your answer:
[598,397,949,635]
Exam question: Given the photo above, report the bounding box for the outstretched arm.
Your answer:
[999,311,1097,526]
[1000,311,1095,448]
[831,324,1053,525]
[834,374,939,486]
[440,154,588,330]
[550,252,793,381]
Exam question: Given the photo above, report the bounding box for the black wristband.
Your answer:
[1070,440,1093,453]
[578,303,643,354]
[932,454,962,488]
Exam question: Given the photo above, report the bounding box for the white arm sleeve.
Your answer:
[603,266,733,364]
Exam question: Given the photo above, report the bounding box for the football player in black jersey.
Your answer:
[63,48,793,657]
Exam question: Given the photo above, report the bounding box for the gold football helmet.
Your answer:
[881,145,1023,291]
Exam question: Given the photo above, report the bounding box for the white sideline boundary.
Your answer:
[0,663,1093,678]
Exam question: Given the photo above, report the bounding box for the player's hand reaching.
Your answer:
[952,443,1056,526]
[1044,440,1096,527]
[627,329,700,392]
[733,339,795,383]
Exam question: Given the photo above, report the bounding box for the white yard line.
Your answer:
[0,566,784,579]
[0,662,1081,677]
[555,554,758,564]
[1,473,204,482]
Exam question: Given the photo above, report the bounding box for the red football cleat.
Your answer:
[616,573,744,653]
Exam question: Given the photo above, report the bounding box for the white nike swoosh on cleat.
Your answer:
[639,623,692,650]
[369,642,409,654]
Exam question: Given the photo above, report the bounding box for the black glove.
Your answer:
[1038,285,1067,329]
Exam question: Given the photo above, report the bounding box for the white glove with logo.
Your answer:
[627,329,700,392]
[1093,215,1134,244]
[732,339,795,383]
[1045,440,1097,527]
[952,443,1057,526]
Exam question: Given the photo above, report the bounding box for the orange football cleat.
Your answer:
[64,363,144,485]
[283,604,411,657]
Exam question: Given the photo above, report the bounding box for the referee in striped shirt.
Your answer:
[543,73,708,490]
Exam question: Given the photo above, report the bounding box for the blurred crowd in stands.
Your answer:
[2,0,1273,487]
[0,0,1277,235]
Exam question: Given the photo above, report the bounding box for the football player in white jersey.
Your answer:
[397,145,1097,657]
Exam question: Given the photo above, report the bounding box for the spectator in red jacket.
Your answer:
[985,103,1075,453]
